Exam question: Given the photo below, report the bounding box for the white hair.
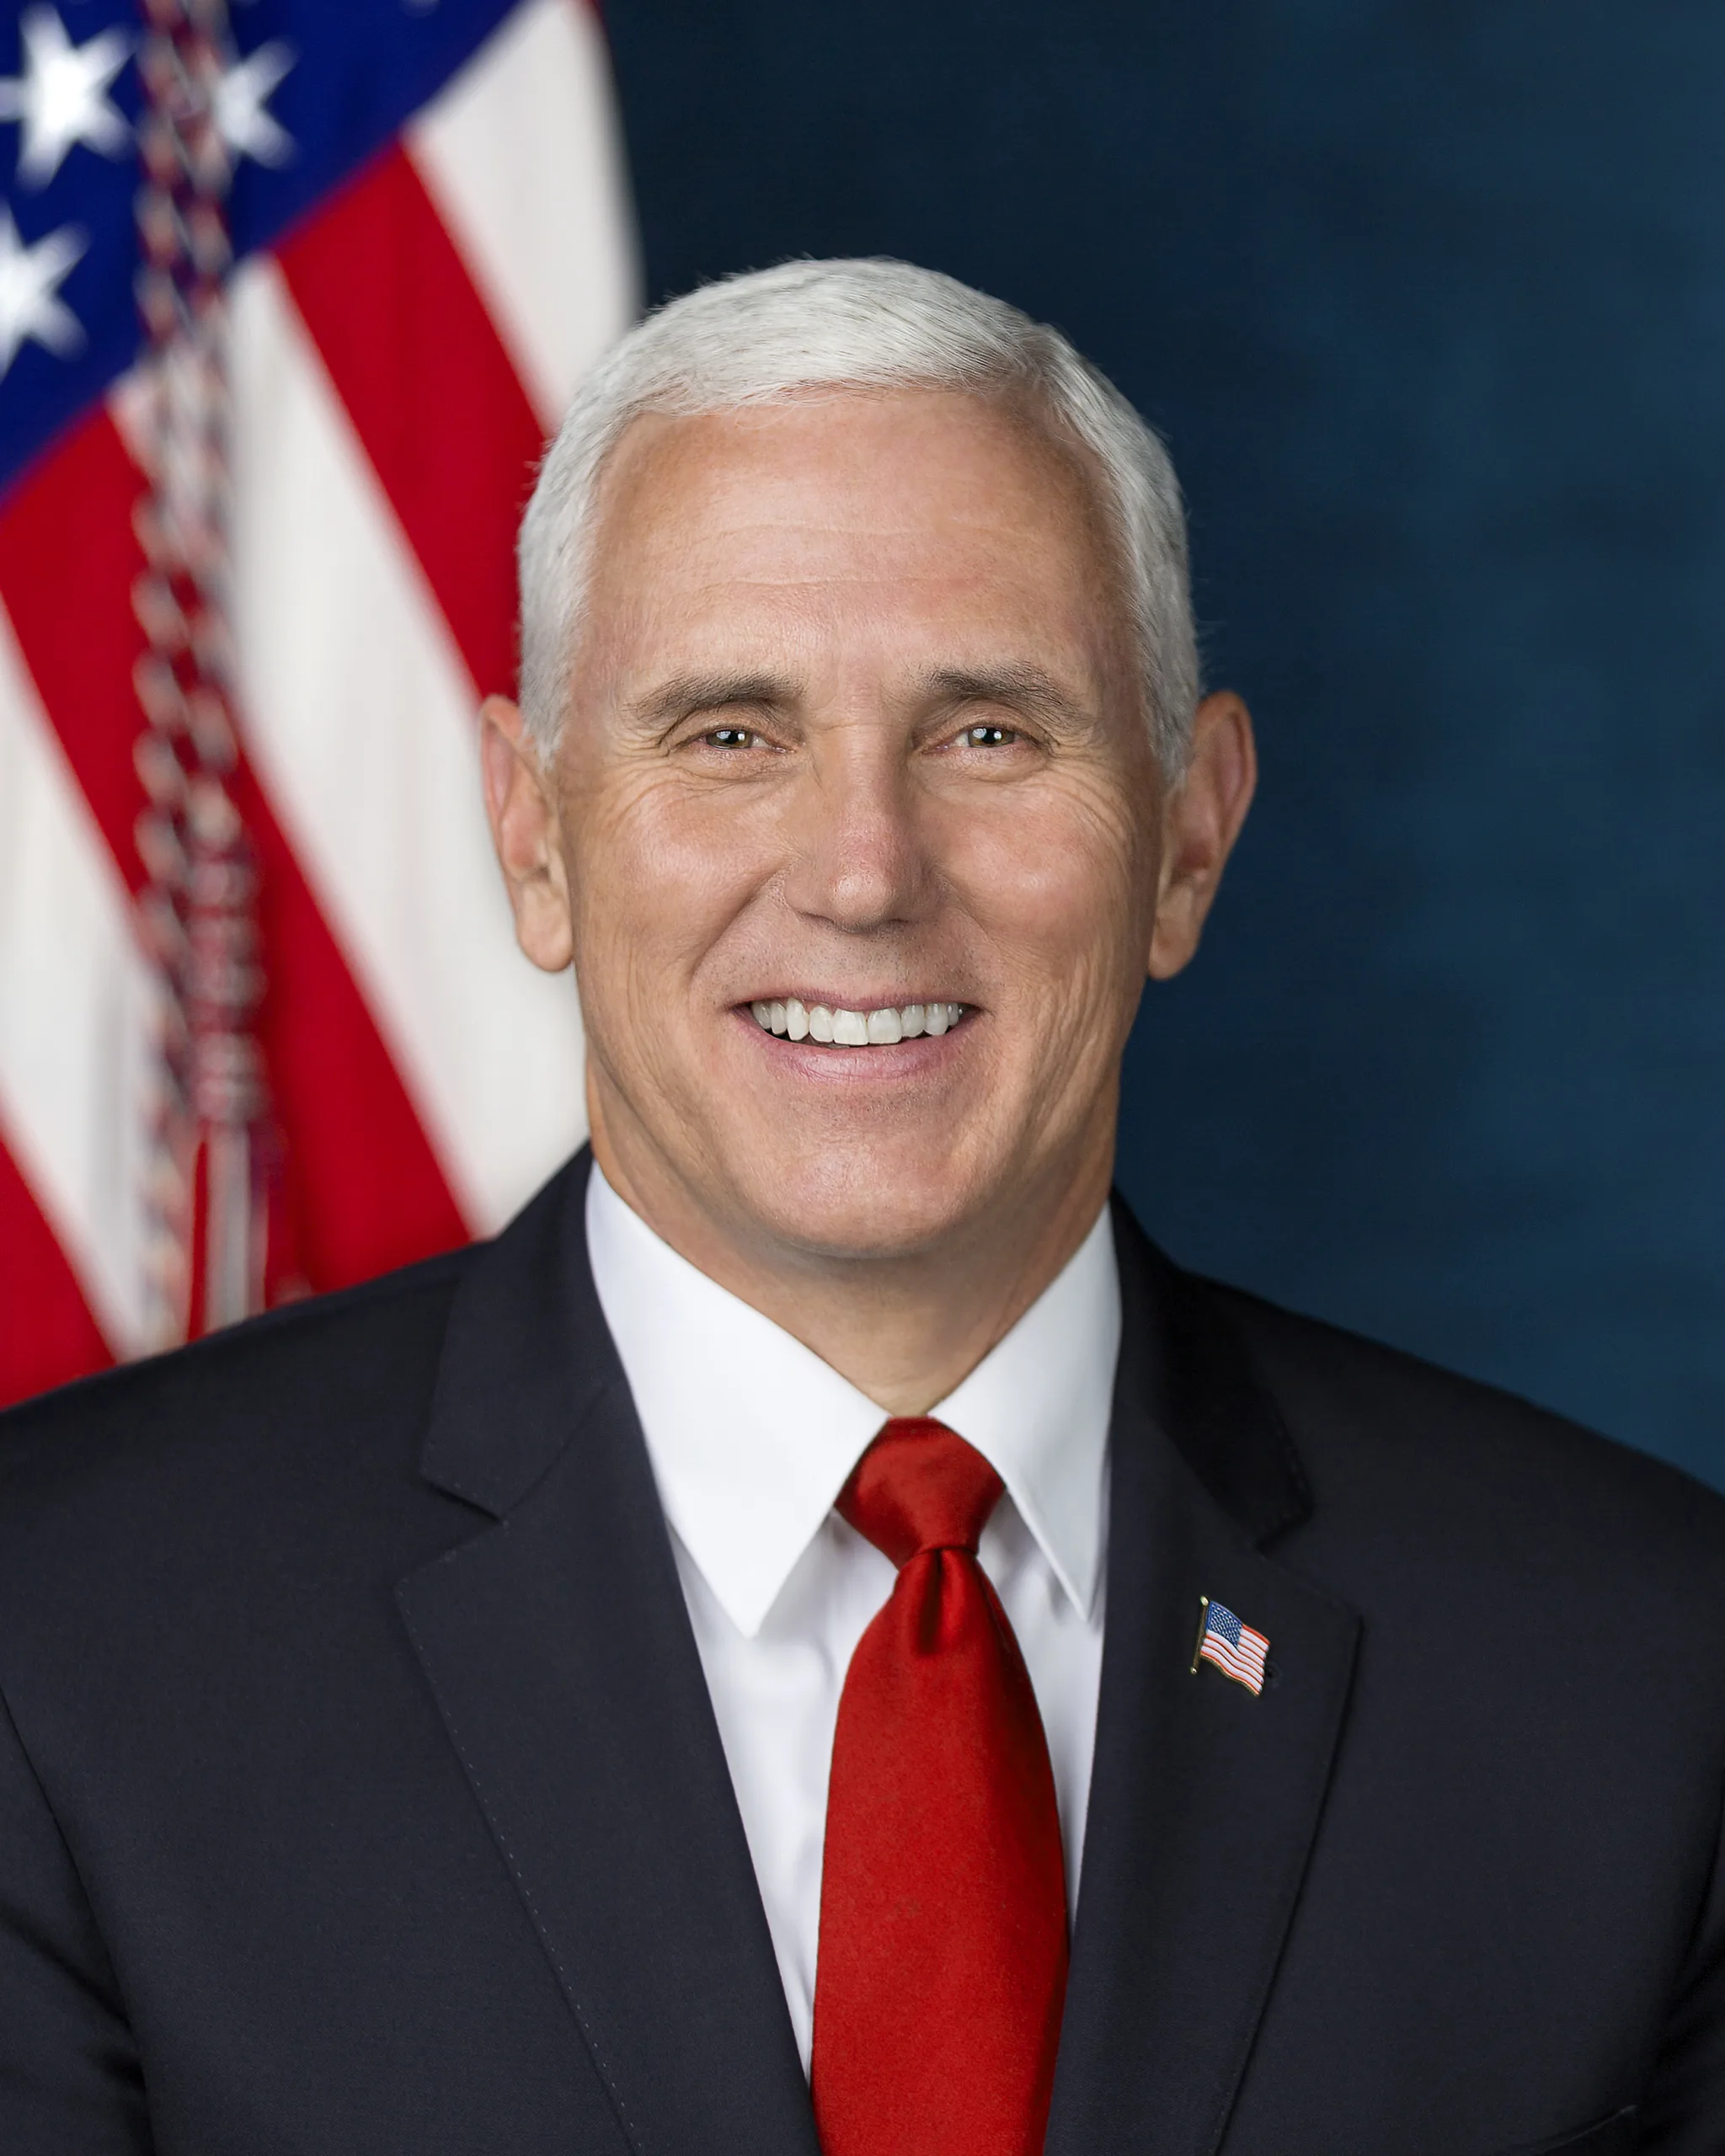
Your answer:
[517,258,1200,774]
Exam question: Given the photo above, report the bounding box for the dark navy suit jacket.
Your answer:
[1,1151,1722,2153]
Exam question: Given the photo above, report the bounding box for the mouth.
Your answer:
[744,996,969,1047]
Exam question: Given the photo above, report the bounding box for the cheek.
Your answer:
[955,784,1156,1006]
[563,771,773,1017]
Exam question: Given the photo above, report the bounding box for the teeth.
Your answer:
[750,999,967,1046]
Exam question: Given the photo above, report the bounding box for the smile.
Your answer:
[748,998,968,1045]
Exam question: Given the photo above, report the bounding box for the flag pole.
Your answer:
[1189,1593,1211,1675]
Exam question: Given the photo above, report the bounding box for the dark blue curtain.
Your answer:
[605,0,1725,1490]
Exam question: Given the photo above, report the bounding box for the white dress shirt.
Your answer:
[585,1163,1119,2070]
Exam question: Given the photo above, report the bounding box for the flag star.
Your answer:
[0,7,131,189]
[215,40,296,168]
[0,203,86,380]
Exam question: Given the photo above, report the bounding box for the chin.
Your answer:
[728,1141,992,1264]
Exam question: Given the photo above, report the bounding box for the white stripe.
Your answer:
[226,256,587,1232]
[0,600,152,1351]
[406,0,640,433]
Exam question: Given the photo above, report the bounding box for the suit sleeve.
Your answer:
[1640,1766,1725,2150]
[0,1683,150,2154]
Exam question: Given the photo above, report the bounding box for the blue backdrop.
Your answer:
[604,0,1725,1490]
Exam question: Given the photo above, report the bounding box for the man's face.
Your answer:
[496,390,1221,1267]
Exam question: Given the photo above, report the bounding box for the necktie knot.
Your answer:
[837,1417,1003,1570]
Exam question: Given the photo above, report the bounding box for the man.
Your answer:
[0,259,1721,2156]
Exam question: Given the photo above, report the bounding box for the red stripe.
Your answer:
[0,406,473,1312]
[0,403,152,892]
[0,1133,112,1407]
[275,142,546,700]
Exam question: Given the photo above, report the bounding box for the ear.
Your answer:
[1147,690,1258,980]
[479,695,574,974]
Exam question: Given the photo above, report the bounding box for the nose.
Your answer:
[782,724,932,933]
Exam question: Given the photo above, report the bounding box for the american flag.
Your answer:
[0,0,636,1407]
[1194,1597,1270,1695]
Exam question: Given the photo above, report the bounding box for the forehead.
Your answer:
[579,390,1126,668]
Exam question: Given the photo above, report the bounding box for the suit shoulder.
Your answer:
[1200,1275,1725,1580]
[0,1246,473,1538]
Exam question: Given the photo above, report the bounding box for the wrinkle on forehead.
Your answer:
[591,390,1119,577]
[573,389,1135,707]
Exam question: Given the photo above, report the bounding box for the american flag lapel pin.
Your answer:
[1190,1594,1271,1696]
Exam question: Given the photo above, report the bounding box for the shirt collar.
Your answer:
[585,1162,1119,1639]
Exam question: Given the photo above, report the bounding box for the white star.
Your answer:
[0,204,85,379]
[0,8,131,189]
[215,40,295,168]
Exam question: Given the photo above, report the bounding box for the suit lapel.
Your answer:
[1047,1209,1362,2156]
[398,1156,819,2156]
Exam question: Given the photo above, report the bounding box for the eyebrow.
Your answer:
[913,663,1091,732]
[628,672,798,738]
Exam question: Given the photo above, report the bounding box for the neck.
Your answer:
[587,1107,1114,1417]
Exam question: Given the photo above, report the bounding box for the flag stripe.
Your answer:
[0,407,150,896]
[275,141,543,704]
[0,1129,112,1409]
[227,255,586,1235]
[0,597,152,1353]
[407,0,639,431]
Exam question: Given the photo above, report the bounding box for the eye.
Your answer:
[959,722,1021,749]
[700,724,762,750]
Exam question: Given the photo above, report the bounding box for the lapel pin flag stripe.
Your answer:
[1191,1595,1270,1694]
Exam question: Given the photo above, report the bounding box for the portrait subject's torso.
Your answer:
[3,255,1722,2156]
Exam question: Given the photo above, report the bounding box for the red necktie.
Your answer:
[810,1418,1070,2156]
